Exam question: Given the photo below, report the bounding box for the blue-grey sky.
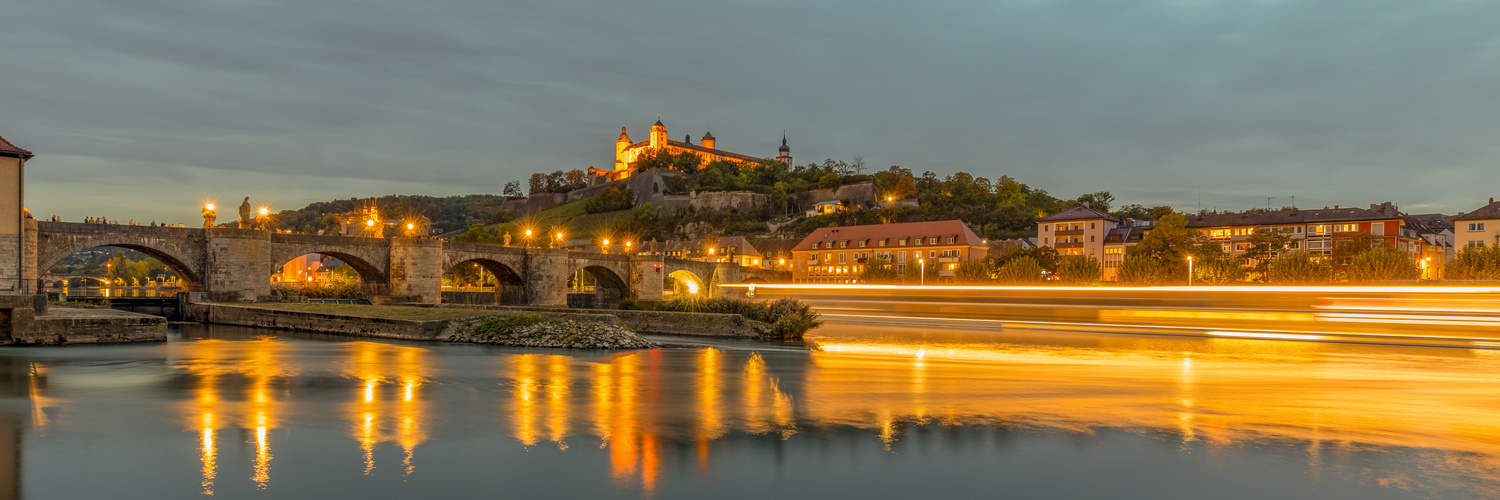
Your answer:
[5,0,1498,223]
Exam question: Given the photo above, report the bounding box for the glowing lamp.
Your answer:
[366,220,375,226]
[205,203,214,210]
[603,239,609,245]
[525,229,532,236]
[258,208,268,215]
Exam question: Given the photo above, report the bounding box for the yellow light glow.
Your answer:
[205,203,214,210]
[709,248,715,254]
[366,220,375,226]
[407,223,414,229]
[556,233,563,239]
[625,242,632,247]
[259,208,269,215]
[525,229,533,236]
[1207,331,1324,341]
[603,239,610,245]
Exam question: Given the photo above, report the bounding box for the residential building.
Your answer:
[790,220,989,283]
[1037,204,1119,259]
[1101,219,1153,280]
[752,238,801,270]
[806,200,845,217]
[661,236,762,267]
[1454,198,1500,251]
[1184,203,1438,268]
[0,135,33,294]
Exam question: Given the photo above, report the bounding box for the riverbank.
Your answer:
[5,305,166,345]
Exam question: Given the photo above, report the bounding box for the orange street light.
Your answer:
[205,203,214,210]
[259,207,269,216]
[1187,255,1195,287]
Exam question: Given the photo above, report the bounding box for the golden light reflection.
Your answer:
[547,355,571,451]
[341,341,430,477]
[512,354,540,447]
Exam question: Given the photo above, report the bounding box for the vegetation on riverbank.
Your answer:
[654,297,821,339]
[461,314,655,349]
[249,303,503,321]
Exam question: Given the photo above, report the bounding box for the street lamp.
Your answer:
[524,229,533,249]
[1187,255,1194,286]
[919,258,925,286]
[602,239,610,254]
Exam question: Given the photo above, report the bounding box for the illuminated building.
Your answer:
[592,117,791,183]
[661,237,762,267]
[1184,203,1441,265]
[790,220,988,283]
[1455,198,1500,251]
[1037,204,1118,260]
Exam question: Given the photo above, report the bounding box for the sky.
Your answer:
[4,0,1499,224]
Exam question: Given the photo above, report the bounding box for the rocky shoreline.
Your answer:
[444,315,656,349]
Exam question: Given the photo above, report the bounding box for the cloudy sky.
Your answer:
[5,0,1498,223]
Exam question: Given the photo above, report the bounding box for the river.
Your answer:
[1,321,1498,499]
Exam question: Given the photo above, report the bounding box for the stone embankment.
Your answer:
[2,300,166,345]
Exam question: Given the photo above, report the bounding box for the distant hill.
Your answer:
[272,194,513,235]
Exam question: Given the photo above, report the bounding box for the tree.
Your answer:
[1242,228,1293,282]
[564,169,589,191]
[1054,255,1102,284]
[528,173,547,195]
[584,186,636,214]
[994,256,1045,283]
[1193,256,1245,284]
[1075,191,1114,213]
[1267,251,1331,284]
[858,258,898,284]
[953,258,995,284]
[490,209,516,224]
[1125,212,1199,280]
[503,181,523,198]
[1345,246,1419,282]
[1117,254,1168,285]
[1449,245,1500,280]
[1330,233,1381,274]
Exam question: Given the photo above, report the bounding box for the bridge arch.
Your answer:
[567,264,628,309]
[665,269,707,297]
[444,258,526,305]
[38,243,203,291]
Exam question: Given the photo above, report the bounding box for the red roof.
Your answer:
[1038,205,1117,223]
[792,220,984,252]
[0,135,33,159]
[1455,200,1500,221]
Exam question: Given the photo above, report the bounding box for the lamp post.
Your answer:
[602,239,610,254]
[1187,256,1194,286]
[524,229,533,249]
[919,258,925,286]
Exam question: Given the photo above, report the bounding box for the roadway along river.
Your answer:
[2,321,1498,499]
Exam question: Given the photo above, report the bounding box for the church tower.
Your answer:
[615,125,631,170]
[649,115,667,150]
[776,131,792,166]
[701,128,716,150]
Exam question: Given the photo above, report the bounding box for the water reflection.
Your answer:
[3,323,1500,498]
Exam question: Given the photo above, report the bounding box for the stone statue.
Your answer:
[237,197,252,229]
[503,232,512,247]
[648,238,658,254]
[201,204,216,228]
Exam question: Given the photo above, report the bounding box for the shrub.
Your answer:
[994,256,1044,283]
[617,297,645,310]
[272,280,363,299]
[857,258,898,284]
[1266,251,1331,284]
[472,314,557,338]
[1117,254,1168,285]
[584,186,636,214]
[1345,245,1419,282]
[1193,257,1245,284]
[655,296,821,339]
[1054,255,1102,284]
[952,258,995,284]
[1448,245,1500,281]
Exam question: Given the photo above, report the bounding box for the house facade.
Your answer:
[1454,198,1500,252]
[790,220,988,283]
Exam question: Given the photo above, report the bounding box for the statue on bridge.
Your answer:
[237,197,253,229]
[201,203,216,228]
[503,232,511,247]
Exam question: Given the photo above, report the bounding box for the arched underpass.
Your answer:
[567,265,628,309]
[443,259,526,305]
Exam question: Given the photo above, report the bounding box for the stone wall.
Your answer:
[1,297,165,345]
[185,302,449,341]
[795,180,877,210]
[502,193,566,217]
[689,191,769,213]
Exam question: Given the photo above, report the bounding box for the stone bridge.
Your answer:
[26,221,791,306]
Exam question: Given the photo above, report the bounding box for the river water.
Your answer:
[2,322,1499,499]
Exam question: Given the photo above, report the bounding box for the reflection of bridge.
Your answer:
[24,221,787,305]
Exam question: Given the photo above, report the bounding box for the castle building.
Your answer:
[589,117,792,182]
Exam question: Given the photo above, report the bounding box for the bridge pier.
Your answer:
[205,229,271,301]
[523,248,569,307]
[628,254,664,302]
[389,238,442,304]
[712,262,744,298]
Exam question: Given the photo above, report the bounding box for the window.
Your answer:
[1471,223,1488,231]
[1470,241,1487,248]
[898,237,907,246]
[897,252,906,263]
[1089,236,1095,242]
[839,240,848,248]
[1209,229,1230,239]
[1043,225,1050,232]
[858,239,868,248]
[1090,223,1095,229]
[897,264,905,275]
[925,237,935,245]
[878,238,888,247]
[1309,225,1329,236]
[1333,224,1358,233]
[812,242,820,249]
[1104,247,1122,255]
[945,237,955,245]
[1044,238,1049,245]
[929,251,937,258]
[839,253,846,264]
[823,253,831,261]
